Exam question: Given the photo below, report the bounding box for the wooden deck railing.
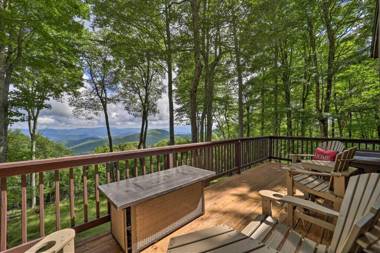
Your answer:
[0,137,270,252]
[269,136,380,161]
[0,135,379,252]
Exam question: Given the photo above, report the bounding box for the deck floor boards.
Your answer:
[75,162,331,253]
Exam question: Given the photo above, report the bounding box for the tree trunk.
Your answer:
[348,112,353,138]
[205,38,221,141]
[0,70,9,163]
[102,102,113,152]
[199,111,205,142]
[306,3,325,137]
[30,133,37,208]
[138,110,146,149]
[143,115,148,148]
[280,44,292,136]
[0,2,10,163]
[260,85,265,136]
[320,1,336,137]
[201,15,209,143]
[28,114,38,209]
[190,0,202,143]
[246,105,251,137]
[232,15,244,138]
[165,2,175,145]
[273,46,280,136]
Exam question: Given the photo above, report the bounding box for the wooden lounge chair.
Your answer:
[244,173,380,253]
[287,147,357,210]
[290,140,345,164]
[167,173,380,253]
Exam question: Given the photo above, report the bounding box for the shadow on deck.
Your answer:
[75,162,331,253]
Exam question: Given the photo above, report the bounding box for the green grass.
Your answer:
[7,198,109,247]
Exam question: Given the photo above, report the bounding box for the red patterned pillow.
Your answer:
[313,147,337,161]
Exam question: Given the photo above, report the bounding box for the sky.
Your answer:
[12,95,172,130]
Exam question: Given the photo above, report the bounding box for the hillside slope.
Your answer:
[69,129,170,154]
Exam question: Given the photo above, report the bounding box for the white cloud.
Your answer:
[12,95,172,130]
[38,117,56,125]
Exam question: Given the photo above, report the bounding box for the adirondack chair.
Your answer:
[243,173,380,253]
[290,140,345,164]
[167,174,380,253]
[287,147,357,210]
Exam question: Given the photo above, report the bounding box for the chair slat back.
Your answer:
[333,147,357,173]
[319,141,345,153]
[330,173,380,253]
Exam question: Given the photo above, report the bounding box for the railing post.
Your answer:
[235,140,242,174]
[268,137,273,161]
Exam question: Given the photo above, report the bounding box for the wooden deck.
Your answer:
[75,162,331,253]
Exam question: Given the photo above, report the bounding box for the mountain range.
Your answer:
[16,126,191,154]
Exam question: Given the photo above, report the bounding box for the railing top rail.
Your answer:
[0,136,269,177]
[270,136,380,143]
[1,135,378,177]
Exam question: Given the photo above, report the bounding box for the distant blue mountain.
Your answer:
[38,127,141,142]
[13,126,192,154]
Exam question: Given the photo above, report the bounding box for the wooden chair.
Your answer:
[243,173,380,253]
[167,174,380,253]
[287,147,357,210]
[290,140,345,164]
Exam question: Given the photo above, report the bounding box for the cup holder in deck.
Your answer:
[35,241,56,253]
[273,193,283,198]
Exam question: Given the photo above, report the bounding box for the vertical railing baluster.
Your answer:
[1,177,7,251]
[55,170,61,230]
[134,158,138,176]
[211,146,213,170]
[142,158,146,175]
[150,156,153,173]
[235,140,242,174]
[180,152,184,166]
[69,168,75,227]
[21,175,27,243]
[116,162,120,181]
[39,172,45,236]
[125,160,130,178]
[83,166,88,223]
[106,164,111,214]
[157,156,161,171]
[95,165,100,218]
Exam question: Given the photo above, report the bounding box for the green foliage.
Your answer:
[154,136,191,147]
[7,130,71,162]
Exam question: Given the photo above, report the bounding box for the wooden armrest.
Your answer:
[259,190,339,218]
[282,196,339,217]
[289,167,331,177]
[259,190,285,202]
[331,167,358,177]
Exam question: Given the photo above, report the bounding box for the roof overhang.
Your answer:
[372,0,380,58]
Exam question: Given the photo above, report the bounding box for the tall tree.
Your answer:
[0,0,87,162]
[189,0,203,142]
[11,66,80,208]
[232,7,244,138]
[70,32,121,152]
[121,52,164,148]
[164,1,176,145]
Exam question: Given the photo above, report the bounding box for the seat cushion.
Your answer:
[313,147,337,161]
